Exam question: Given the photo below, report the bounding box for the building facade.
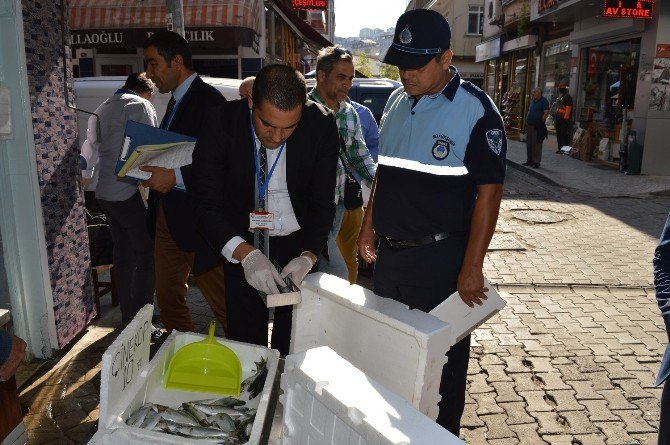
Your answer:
[69,0,333,79]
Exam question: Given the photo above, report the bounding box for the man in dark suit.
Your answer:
[192,64,339,355]
[141,31,228,334]
[655,212,670,445]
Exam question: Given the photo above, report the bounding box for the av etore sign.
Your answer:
[603,0,654,19]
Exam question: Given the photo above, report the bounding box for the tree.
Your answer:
[380,63,400,80]
[355,51,374,78]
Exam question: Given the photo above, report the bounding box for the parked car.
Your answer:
[305,77,401,123]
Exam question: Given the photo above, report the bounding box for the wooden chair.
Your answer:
[91,265,118,319]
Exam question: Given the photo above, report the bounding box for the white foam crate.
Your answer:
[291,273,452,419]
[92,305,279,444]
[279,346,465,445]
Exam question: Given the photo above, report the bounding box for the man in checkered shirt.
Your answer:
[308,45,376,283]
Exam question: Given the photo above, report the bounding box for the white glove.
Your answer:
[241,249,284,295]
[281,254,314,285]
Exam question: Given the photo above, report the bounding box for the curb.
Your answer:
[506,159,567,190]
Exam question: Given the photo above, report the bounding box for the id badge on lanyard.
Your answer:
[249,109,285,233]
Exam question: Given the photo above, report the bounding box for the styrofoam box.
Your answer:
[429,278,507,345]
[92,305,279,445]
[279,346,465,445]
[292,273,452,420]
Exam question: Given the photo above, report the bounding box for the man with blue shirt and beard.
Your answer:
[357,9,507,436]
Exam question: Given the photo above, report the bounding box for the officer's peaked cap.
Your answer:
[383,9,451,70]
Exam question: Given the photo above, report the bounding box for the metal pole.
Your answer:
[166,0,185,37]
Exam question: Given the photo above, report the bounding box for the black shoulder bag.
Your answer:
[338,136,363,210]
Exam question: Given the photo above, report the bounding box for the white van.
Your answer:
[73,75,243,144]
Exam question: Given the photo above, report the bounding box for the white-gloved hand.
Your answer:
[281,254,314,284]
[241,249,284,295]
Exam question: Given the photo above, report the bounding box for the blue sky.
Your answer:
[334,0,407,38]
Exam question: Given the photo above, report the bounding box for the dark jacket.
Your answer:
[191,99,339,259]
[655,212,670,386]
[148,75,227,273]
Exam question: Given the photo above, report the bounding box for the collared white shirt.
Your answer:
[221,133,300,263]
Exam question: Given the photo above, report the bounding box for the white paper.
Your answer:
[125,141,194,180]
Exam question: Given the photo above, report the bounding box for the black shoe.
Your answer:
[532,163,541,168]
[555,150,561,154]
[522,162,531,166]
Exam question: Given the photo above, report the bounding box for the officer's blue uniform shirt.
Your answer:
[373,67,506,239]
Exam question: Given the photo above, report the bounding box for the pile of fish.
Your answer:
[125,357,269,443]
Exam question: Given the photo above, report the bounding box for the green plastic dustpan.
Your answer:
[164,320,242,395]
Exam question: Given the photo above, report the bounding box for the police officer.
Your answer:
[357,9,506,436]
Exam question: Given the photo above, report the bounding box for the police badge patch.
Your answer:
[432,140,450,160]
[486,129,503,155]
[399,25,412,44]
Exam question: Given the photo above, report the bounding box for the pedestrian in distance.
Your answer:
[308,45,376,284]
[79,72,158,325]
[0,329,26,382]
[524,87,549,168]
[357,9,506,437]
[553,81,573,152]
[654,212,670,445]
[191,64,339,355]
[142,31,228,335]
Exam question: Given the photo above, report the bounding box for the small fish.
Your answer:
[193,403,248,417]
[200,396,246,407]
[175,425,235,439]
[159,407,200,426]
[206,412,236,432]
[182,402,209,425]
[127,405,150,427]
[141,410,162,430]
[243,357,268,399]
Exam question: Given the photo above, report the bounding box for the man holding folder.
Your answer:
[141,31,228,334]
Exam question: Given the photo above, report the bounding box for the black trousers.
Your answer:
[223,231,304,356]
[555,118,572,150]
[98,191,155,323]
[374,235,471,437]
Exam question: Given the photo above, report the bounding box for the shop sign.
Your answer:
[537,0,559,13]
[72,28,239,50]
[475,38,502,63]
[603,0,654,19]
[657,44,670,58]
[293,0,328,11]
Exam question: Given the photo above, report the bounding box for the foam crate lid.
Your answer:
[293,273,451,419]
[280,346,464,445]
[429,278,507,344]
[97,305,279,445]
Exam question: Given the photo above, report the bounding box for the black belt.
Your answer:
[384,231,467,249]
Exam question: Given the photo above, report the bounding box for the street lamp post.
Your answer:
[166,0,185,36]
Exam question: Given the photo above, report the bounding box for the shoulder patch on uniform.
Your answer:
[486,129,504,155]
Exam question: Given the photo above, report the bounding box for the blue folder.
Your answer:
[116,120,196,191]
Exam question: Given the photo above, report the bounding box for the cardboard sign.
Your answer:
[99,305,152,424]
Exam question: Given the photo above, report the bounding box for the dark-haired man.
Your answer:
[80,72,157,323]
[142,31,228,334]
[357,9,506,436]
[308,46,376,284]
[192,64,339,355]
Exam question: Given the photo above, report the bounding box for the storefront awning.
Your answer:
[68,0,262,49]
[267,0,332,49]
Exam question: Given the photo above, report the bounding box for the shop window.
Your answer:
[541,40,571,106]
[578,38,641,160]
[468,6,484,35]
[485,60,495,100]
[274,14,284,60]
